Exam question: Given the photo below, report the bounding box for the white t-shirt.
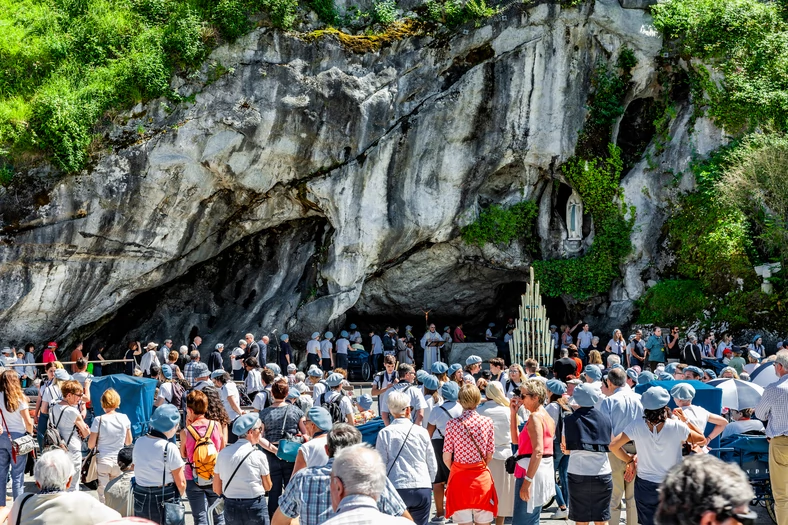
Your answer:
[50,404,81,453]
[140,351,160,376]
[41,384,62,407]
[215,440,270,498]
[222,382,241,420]
[157,382,174,404]
[682,405,710,434]
[71,372,92,392]
[721,419,765,440]
[335,338,350,355]
[299,434,329,468]
[607,339,626,355]
[0,393,28,434]
[306,340,320,356]
[568,450,611,475]
[320,341,333,359]
[231,348,245,371]
[245,369,262,393]
[477,401,513,459]
[319,391,354,420]
[312,381,327,401]
[623,418,689,483]
[252,389,271,412]
[90,412,131,461]
[133,435,185,487]
[577,331,593,349]
[426,400,463,439]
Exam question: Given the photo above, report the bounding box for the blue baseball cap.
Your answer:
[441,381,459,401]
[546,379,566,396]
[572,383,600,407]
[642,386,671,410]
[150,405,181,433]
[670,383,696,401]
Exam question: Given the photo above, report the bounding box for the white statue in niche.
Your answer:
[566,191,583,240]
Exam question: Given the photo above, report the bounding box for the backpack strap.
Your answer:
[223,449,256,493]
[15,493,35,525]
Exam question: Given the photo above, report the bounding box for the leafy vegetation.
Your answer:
[461,201,539,250]
[371,0,397,25]
[423,0,497,28]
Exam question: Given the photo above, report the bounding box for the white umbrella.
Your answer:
[707,378,764,410]
[749,361,779,388]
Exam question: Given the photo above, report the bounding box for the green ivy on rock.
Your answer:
[461,201,539,250]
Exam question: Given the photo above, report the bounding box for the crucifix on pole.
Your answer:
[420,306,432,330]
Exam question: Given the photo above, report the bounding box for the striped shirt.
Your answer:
[755,374,788,438]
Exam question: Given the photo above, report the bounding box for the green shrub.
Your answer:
[258,0,299,29]
[461,201,539,249]
[636,279,708,325]
[372,0,397,25]
[213,0,252,40]
[163,9,206,66]
[309,0,338,25]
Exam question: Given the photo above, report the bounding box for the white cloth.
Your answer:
[9,491,121,525]
[623,418,689,484]
[299,434,329,468]
[0,393,28,434]
[682,404,710,434]
[215,440,270,498]
[477,401,513,460]
[721,419,765,440]
[41,384,62,406]
[139,351,160,376]
[567,450,611,475]
[520,456,555,513]
[90,412,131,461]
[379,383,427,418]
[320,340,333,359]
[427,400,463,439]
[132,435,185,487]
[420,331,443,371]
[245,369,263,393]
[376,419,437,489]
[221,381,242,420]
[231,347,245,370]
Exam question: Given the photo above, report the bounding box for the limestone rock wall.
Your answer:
[0,0,720,350]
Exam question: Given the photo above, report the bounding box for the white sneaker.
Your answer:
[551,508,569,519]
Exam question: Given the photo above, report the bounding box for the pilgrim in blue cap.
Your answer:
[324,331,334,340]
[657,371,674,381]
[308,367,323,378]
[670,383,696,401]
[357,394,374,411]
[448,363,462,377]
[583,364,602,382]
[150,404,181,433]
[572,383,600,407]
[307,407,333,432]
[704,368,717,380]
[232,413,262,436]
[280,334,289,341]
[423,375,440,392]
[162,366,173,380]
[441,381,459,401]
[637,370,655,385]
[626,368,639,381]
[340,330,349,338]
[326,373,344,387]
[432,362,449,375]
[311,332,320,339]
[546,379,567,396]
[466,355,482,366]
[665,363,679,375]
[641,386,671,410]
[416,369,429,384]
[684,366,704,379]
[266,363,282,376]
[349,323,357,329]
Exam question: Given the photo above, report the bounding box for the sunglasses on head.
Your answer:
[716,507,757,525]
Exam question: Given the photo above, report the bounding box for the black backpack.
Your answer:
[169,382,185,408]
[320,391,345,423]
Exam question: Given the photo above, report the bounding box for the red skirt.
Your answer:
[445,461,498,518]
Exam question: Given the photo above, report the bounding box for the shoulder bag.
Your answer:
[386,422,415,476]
[161,442,186,525]
[0,406,35,463]
[460,419,488,466]
[276,406,302,463]
[81,416,100,489]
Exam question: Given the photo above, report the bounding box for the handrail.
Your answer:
[4,359,135,367]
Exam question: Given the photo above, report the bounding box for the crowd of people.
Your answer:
[0,320,786,525]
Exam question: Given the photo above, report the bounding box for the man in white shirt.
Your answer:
[336,332,351,370]
[321,332,335,371]
[577,323,594,358]
[138,342,161,378]
[318,373,355,426]
[370,330,384,372]
[307,332,321,369]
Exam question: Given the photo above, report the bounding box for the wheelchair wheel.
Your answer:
[766,497,777,524]
[361,362,372,381]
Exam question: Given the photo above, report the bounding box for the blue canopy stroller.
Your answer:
[717,433,776,523]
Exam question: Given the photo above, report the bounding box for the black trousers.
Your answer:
[263,449,294,519]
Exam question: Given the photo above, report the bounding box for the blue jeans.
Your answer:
[133,483,180,524]
[553,452,569,508]
[264,450,294,519]
[634,476,661,525]
[37,413,48,452]
[0,432,27,504]
[397,488,432,525]
[224,496,269,525]
[186,479,225,525]
[512,477,542,525]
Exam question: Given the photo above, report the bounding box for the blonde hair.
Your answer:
[588,350,603,365]
[485,381,510,407]
[53,361,64,370]
[508,364,525,382]
[520,379,548,404]
[101,388,121,410]
[458,384,482,410]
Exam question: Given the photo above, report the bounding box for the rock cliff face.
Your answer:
[0,0,725,350]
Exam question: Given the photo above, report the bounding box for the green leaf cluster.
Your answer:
[651,0,788,132]
[371,0,397,26]
[461,201,539,249]
[423,0,497,27]
[533,144,635,299]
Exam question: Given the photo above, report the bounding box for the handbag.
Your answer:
[0,405,35,463]
[505,454,529,475]
[161,442,186,525]
[276,406,302,463]
[81,417,100,489]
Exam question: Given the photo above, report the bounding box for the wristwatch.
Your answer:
[524,475,534,482]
